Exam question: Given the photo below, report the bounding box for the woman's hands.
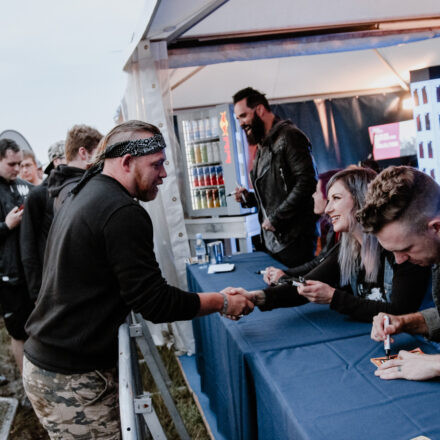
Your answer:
[297,280,335,304]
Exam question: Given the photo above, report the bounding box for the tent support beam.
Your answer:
[373,48,410,91]
[170,66,206,91]
[166,0,229,44]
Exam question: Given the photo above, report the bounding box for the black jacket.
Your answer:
[243,119,317,248]
[261,245,430,322]
[283,228,338,278]
[24,174,200,374]
[20,180,53,301]
[47,165,85,213]
[0,177,32,280]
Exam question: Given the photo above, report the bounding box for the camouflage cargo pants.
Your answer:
[23,356,121,439]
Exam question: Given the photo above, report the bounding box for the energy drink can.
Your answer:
[208,241,224,264]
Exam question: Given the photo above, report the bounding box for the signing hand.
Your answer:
[234,186,248,203]
[263,266,286,285]
[375,351,440,381]
[297,280,335,304]
[262,218,275,232]
[5,206,23,229]
[371,312,403,343]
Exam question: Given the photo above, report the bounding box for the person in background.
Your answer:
[0,139,33,373]
[48,124,102,212]
[358,166,440,381]
[232,87,317,267]
[263,169,341,285]
[20,140,66,302]
[19,150,42,186]
[224,167,430,323]
[22,120,253,439]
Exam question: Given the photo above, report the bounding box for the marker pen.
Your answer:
[255,270,267,275]
[384,315,391,359]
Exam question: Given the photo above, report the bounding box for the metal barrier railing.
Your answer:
[118,313,191,440]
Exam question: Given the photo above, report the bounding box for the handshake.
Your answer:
[218,287,265,321]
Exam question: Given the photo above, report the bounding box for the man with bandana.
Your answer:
[22,121,254,439]
[233,87,317,267]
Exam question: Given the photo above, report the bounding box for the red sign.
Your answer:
[219,111,231,164]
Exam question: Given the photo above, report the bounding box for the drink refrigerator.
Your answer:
[175,104,254,217]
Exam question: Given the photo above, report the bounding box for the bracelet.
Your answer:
[219,292,228,315]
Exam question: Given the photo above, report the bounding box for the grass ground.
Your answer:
[0,321,210,439]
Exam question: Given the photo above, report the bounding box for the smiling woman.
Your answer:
[226,167,432,323]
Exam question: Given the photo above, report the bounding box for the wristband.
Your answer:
[220,292,228,315]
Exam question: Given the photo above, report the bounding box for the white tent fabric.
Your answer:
[121,41,195,354]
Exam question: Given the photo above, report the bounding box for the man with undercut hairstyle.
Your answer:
[358,165,440,381]
[22,120,253,439]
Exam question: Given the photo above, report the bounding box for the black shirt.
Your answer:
[24,174,200,374]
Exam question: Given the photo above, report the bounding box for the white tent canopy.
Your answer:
[125,0,440,108]
[121,0,440,353]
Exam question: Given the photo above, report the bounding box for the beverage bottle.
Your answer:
[195,233,207,266]
[204,167,211,186]
[189,144,195,164]
[201,143,208,163]
[194,144,202,163]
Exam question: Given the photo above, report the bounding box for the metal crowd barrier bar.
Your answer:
[118,313,191,440]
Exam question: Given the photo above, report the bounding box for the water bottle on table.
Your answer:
[195,233,207,267]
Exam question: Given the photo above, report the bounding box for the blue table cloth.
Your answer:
[187,252,440,440]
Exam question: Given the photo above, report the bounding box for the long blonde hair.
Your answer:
[327,167,380,286]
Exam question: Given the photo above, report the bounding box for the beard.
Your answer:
[244,112,266,145]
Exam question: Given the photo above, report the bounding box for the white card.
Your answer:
[207,263,235,273]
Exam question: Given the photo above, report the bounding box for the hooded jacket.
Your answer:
[20,165,85,300]
[0,176,32,280]
[47,165,85,213]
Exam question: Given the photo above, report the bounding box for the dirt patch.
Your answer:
[0,321,49,439]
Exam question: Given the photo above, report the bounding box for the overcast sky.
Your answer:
[0,0,145,165]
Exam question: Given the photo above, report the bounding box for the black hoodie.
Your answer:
[20,166,85,300]
[0,176,32,280]
[47,165,85,213]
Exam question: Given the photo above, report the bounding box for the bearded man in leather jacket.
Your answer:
[233,87,317,267]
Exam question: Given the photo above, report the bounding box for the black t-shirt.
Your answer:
[24,174,200,374]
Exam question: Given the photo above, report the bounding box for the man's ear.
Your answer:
[120,154,132,172]
[428,217,440,236]
[255,103,265,118]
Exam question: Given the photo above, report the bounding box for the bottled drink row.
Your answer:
[182,117,220,142]
[192,187,227,210]
[191,165,224,188]
[188,141,221,165]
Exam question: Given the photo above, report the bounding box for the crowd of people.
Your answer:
[1,86,440,438]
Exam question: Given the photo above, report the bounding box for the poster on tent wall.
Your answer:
[368,120,417,160]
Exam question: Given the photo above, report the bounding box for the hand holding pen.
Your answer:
[384,315,391,359]
[227,182,248,203]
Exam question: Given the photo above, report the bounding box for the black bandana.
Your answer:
[101,134,166,159]
[71,134,166,195]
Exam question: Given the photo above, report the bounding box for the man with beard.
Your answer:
[22,120,253,439]
[233,87,317,267]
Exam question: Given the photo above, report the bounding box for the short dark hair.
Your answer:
[0,139,20,159]
[65,124,103,162]
[232,87,270,111]
[358,166,440,234]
